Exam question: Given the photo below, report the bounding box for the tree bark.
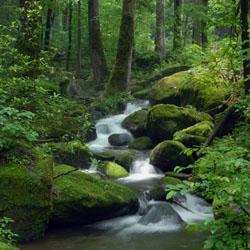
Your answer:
[66,0,72,71]
[44,6,53,51]
[88,0,108,89]
[76,0,82,78]
[173,0,182,51]
[240,0,250,93]
[201,0,208,48]
[105,0,136,96]
[155,0,166,61]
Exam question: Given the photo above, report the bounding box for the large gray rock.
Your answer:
[108,133,132,146]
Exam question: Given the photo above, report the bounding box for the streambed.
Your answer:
[21,101,212,250]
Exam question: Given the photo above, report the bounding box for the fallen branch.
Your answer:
[53,168,79,180]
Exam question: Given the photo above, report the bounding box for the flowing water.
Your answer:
[21,101,212,250]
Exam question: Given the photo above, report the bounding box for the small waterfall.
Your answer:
[88,100,149,152]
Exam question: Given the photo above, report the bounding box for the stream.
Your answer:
[21,101,212,250]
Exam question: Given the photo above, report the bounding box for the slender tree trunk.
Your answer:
[201,0,208,48]
[76,0,82,78]
[66,1,72,71]
[44,6,53,51]
[155,0,166,61]
[105,0,136,96]
[240,0,250,93]
[88,0,108,89]
[173,0,182,50]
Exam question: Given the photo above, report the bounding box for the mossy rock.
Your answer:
[147,104,213,143]
[51,165,138,225]
[150,70,229,113]
[97,162,129,179]
[0,148,53,242]
[150,71,189,105]
[160,176,183,186]
[150,140,193,172]
[49,140,92,169]
[128,136,153,150]
[0,241,19,250]
[122,109,148,137]
[173,121,214,147]
[165,171,191,180]
[94,149,139,170]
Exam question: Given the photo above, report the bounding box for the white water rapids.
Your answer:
[87,101,213,235]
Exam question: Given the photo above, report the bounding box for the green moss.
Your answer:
[98,162,129,179]
[132,88,151,99]
[122,109,148,137]
[147,104,213,143]
[0,241,19,250]
[160,176,183,186]
[150,71,189,104]
[94,149,139,170]
[173,121,214,147]
[51,165,138,225]
[49,140,92,169]
[128,136,152,150]
[150,140,193,172]
[0,148,53,242]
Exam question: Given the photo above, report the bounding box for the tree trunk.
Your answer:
[18,0,42,77]
[105,0,136,96]
[173,0,182,50]
[155,0,166,61]
[76,0,82,78]
[240,0,250,93]
[66,1,72,71]
[201,0,208,48]
[44,6,53,51]
[88,0,109,89]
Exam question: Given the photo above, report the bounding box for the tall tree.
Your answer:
[105,0,136,96]
[173,0,182,50]
[66,0,73,71]
[76,0,82,78]
[155,0,166,61]
[240,0,250,93]
[44,4,53,51]
[201,0,208,48]
[88,0,108,89]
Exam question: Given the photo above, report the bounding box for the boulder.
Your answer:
[147,104,212,143]
[94,149,139,170]
[122,109,148,137]
[97,162,129,179]
[173,121,214,147]
[108,133,132,146]
[51,165,138,225]
[150,70,229,113]
[128,136,153,150]
[160,176,183,186]
[0,147,53,242]
[49,140,92,169]
[150,140,193,172]
[150,71,188,105]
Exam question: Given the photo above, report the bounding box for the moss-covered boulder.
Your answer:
[94,149,139,170]
[173,121,214,147]
[150,71,188,105]
[0,148,53,242]
[150,71,229,113]
[49,140,92,169]
[51,165,138,225]
[97,162,129,179]
[165,171,191,180]
[0,241,19,250]
[122,109,148,137]
[150,140,193,172]
[147,104,213,143]
[128,136,153,150]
